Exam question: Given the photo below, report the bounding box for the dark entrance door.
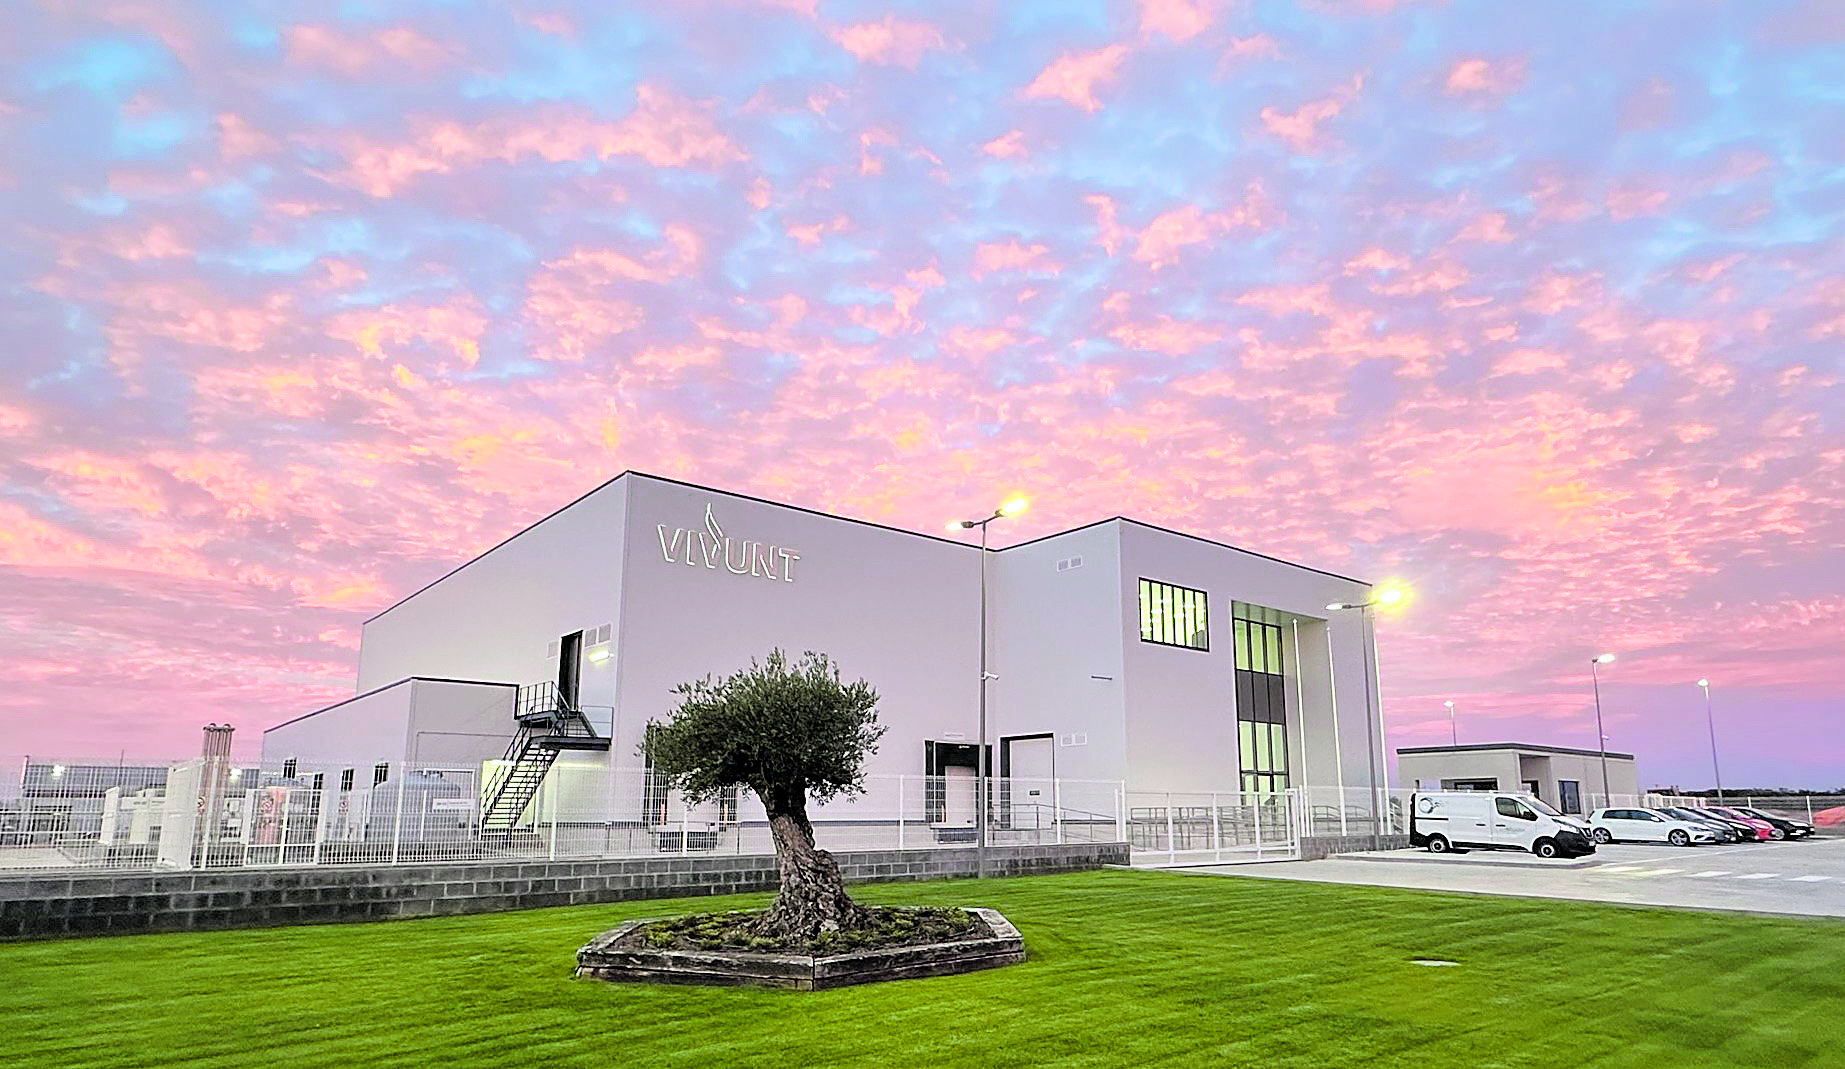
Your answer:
[557,630,583,711]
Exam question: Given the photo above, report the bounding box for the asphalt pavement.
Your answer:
[1182,836,1845,919]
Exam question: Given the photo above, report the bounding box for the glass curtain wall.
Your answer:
[1234,604,1290,794]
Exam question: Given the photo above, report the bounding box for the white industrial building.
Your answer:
[1396,743,1640,814]
[263,472,1389,837]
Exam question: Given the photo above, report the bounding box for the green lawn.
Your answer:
[7,869,1843,1068]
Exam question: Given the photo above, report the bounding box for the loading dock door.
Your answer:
[942,766,976,827]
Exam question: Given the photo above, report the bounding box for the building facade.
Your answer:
[264,473,1389,824]
[1396,742,1640,814]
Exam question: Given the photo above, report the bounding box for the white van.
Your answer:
[1409,791,1597,858]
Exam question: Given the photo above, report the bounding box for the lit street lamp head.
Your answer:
[1594,652,1616,664]
[997,496,1028,518]
[1444,700,1454,709]
[1325,581,1411,613]
[1696,678,1710,689]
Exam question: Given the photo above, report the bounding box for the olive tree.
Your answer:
[643,649,886,939]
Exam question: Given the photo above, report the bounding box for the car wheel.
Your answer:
[1427,834,1451,854]
[1669,829,1690,847]
[1592,828,1612,844]
[1771,827,1787,841]
[1533,838,1560,858]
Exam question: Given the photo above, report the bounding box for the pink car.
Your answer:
[1707,806,1774,841]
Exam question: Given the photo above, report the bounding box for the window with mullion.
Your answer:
[1138,578,1209,651]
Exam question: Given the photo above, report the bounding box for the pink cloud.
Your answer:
[1086,194,1128,256]
[1132,186,1274,268]
[982,130,1029,159]
[340,85,744,195]
[1109,317,1222,355]
[1492,348,1568,377]
[1259,74,1364,152]
[1138,0,1215,42]
[284,24,455,76]
[1607,182,1670,220]
[830,17,947,67]
[1022,45,1129,113]
[973,240,1058,276]
[1444,57,1526,97]
[1455,212,1515,244]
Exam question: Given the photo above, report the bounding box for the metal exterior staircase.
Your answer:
[480,683,611,835]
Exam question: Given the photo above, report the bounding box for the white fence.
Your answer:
[1123,789,1304,865]
[0,757,1129,874]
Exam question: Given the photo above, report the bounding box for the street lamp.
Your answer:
[1443,700,1457,747]
[947,495,1027,878]
[1698,678,1725,804]
[1590,653,1615,804]
[1325,583,1409,850]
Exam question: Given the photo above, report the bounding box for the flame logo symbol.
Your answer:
[704,503,725,546]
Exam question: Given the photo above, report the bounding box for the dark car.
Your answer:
[1729,805,1815,841]
[1660,806,1743,843]
[1684,807,1764,842]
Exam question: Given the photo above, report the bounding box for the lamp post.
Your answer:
[947,496,1027,879]
[1698,678,1724,804]
[1326,584,1407,850]
[1443,700,1456,747]
[1590,653,1615,805]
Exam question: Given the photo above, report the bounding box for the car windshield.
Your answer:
[1526,796,1564,817]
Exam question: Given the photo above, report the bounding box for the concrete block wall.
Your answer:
[0,841,1127,941]
[1298,834,1410,860]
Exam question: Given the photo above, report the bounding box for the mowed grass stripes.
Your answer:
[5,869,1843,1068]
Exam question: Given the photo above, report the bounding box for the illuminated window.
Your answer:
[1138,578,1209,651]
[1235,607,1289,793]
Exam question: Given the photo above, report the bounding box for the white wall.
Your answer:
[612,476,982,784]
[405,679,520,768]
[1115,521,1380,794]
[261,679,415,769]
[1396,748,1639,803]
[356,477,629,708]
[261,678,517,772]
[987,522,1127,786]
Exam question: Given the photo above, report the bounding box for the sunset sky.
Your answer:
[2,1,1841,788]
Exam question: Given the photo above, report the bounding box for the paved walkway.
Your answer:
[1180,837,1845,920]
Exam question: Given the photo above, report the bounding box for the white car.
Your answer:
[1589,807,1719,846]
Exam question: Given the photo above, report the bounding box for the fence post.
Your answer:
[680,799,690,856]
[1808,796,1815,824]
[897,775,906,850]
[548,778,559,862]
[1053,777,1063,846]
[1115,784,1126,844]
[1210,792,1221,858]
[1253,792,1265,857]
[1165,792,1176,863]
[391,767,406,865]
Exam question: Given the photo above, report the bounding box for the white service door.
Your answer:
[943,765,976,827]
[1007,737,1054,830]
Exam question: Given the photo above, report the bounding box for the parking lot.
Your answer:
[1190,836,1845,919]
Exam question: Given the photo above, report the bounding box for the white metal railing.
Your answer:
[1122,788,1303,865]
[0,757,1131,874]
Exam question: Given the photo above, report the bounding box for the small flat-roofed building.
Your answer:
[1396,742,1639,814]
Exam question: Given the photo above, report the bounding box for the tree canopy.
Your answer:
[643,648,885,811]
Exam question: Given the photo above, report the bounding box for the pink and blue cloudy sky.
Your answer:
[1,1,1841,788]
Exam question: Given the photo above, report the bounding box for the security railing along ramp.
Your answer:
[480,683,612,835]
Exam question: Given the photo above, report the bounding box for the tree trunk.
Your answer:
[758,807,868,940]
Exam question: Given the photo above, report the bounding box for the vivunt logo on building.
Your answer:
[657,503,801,582]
